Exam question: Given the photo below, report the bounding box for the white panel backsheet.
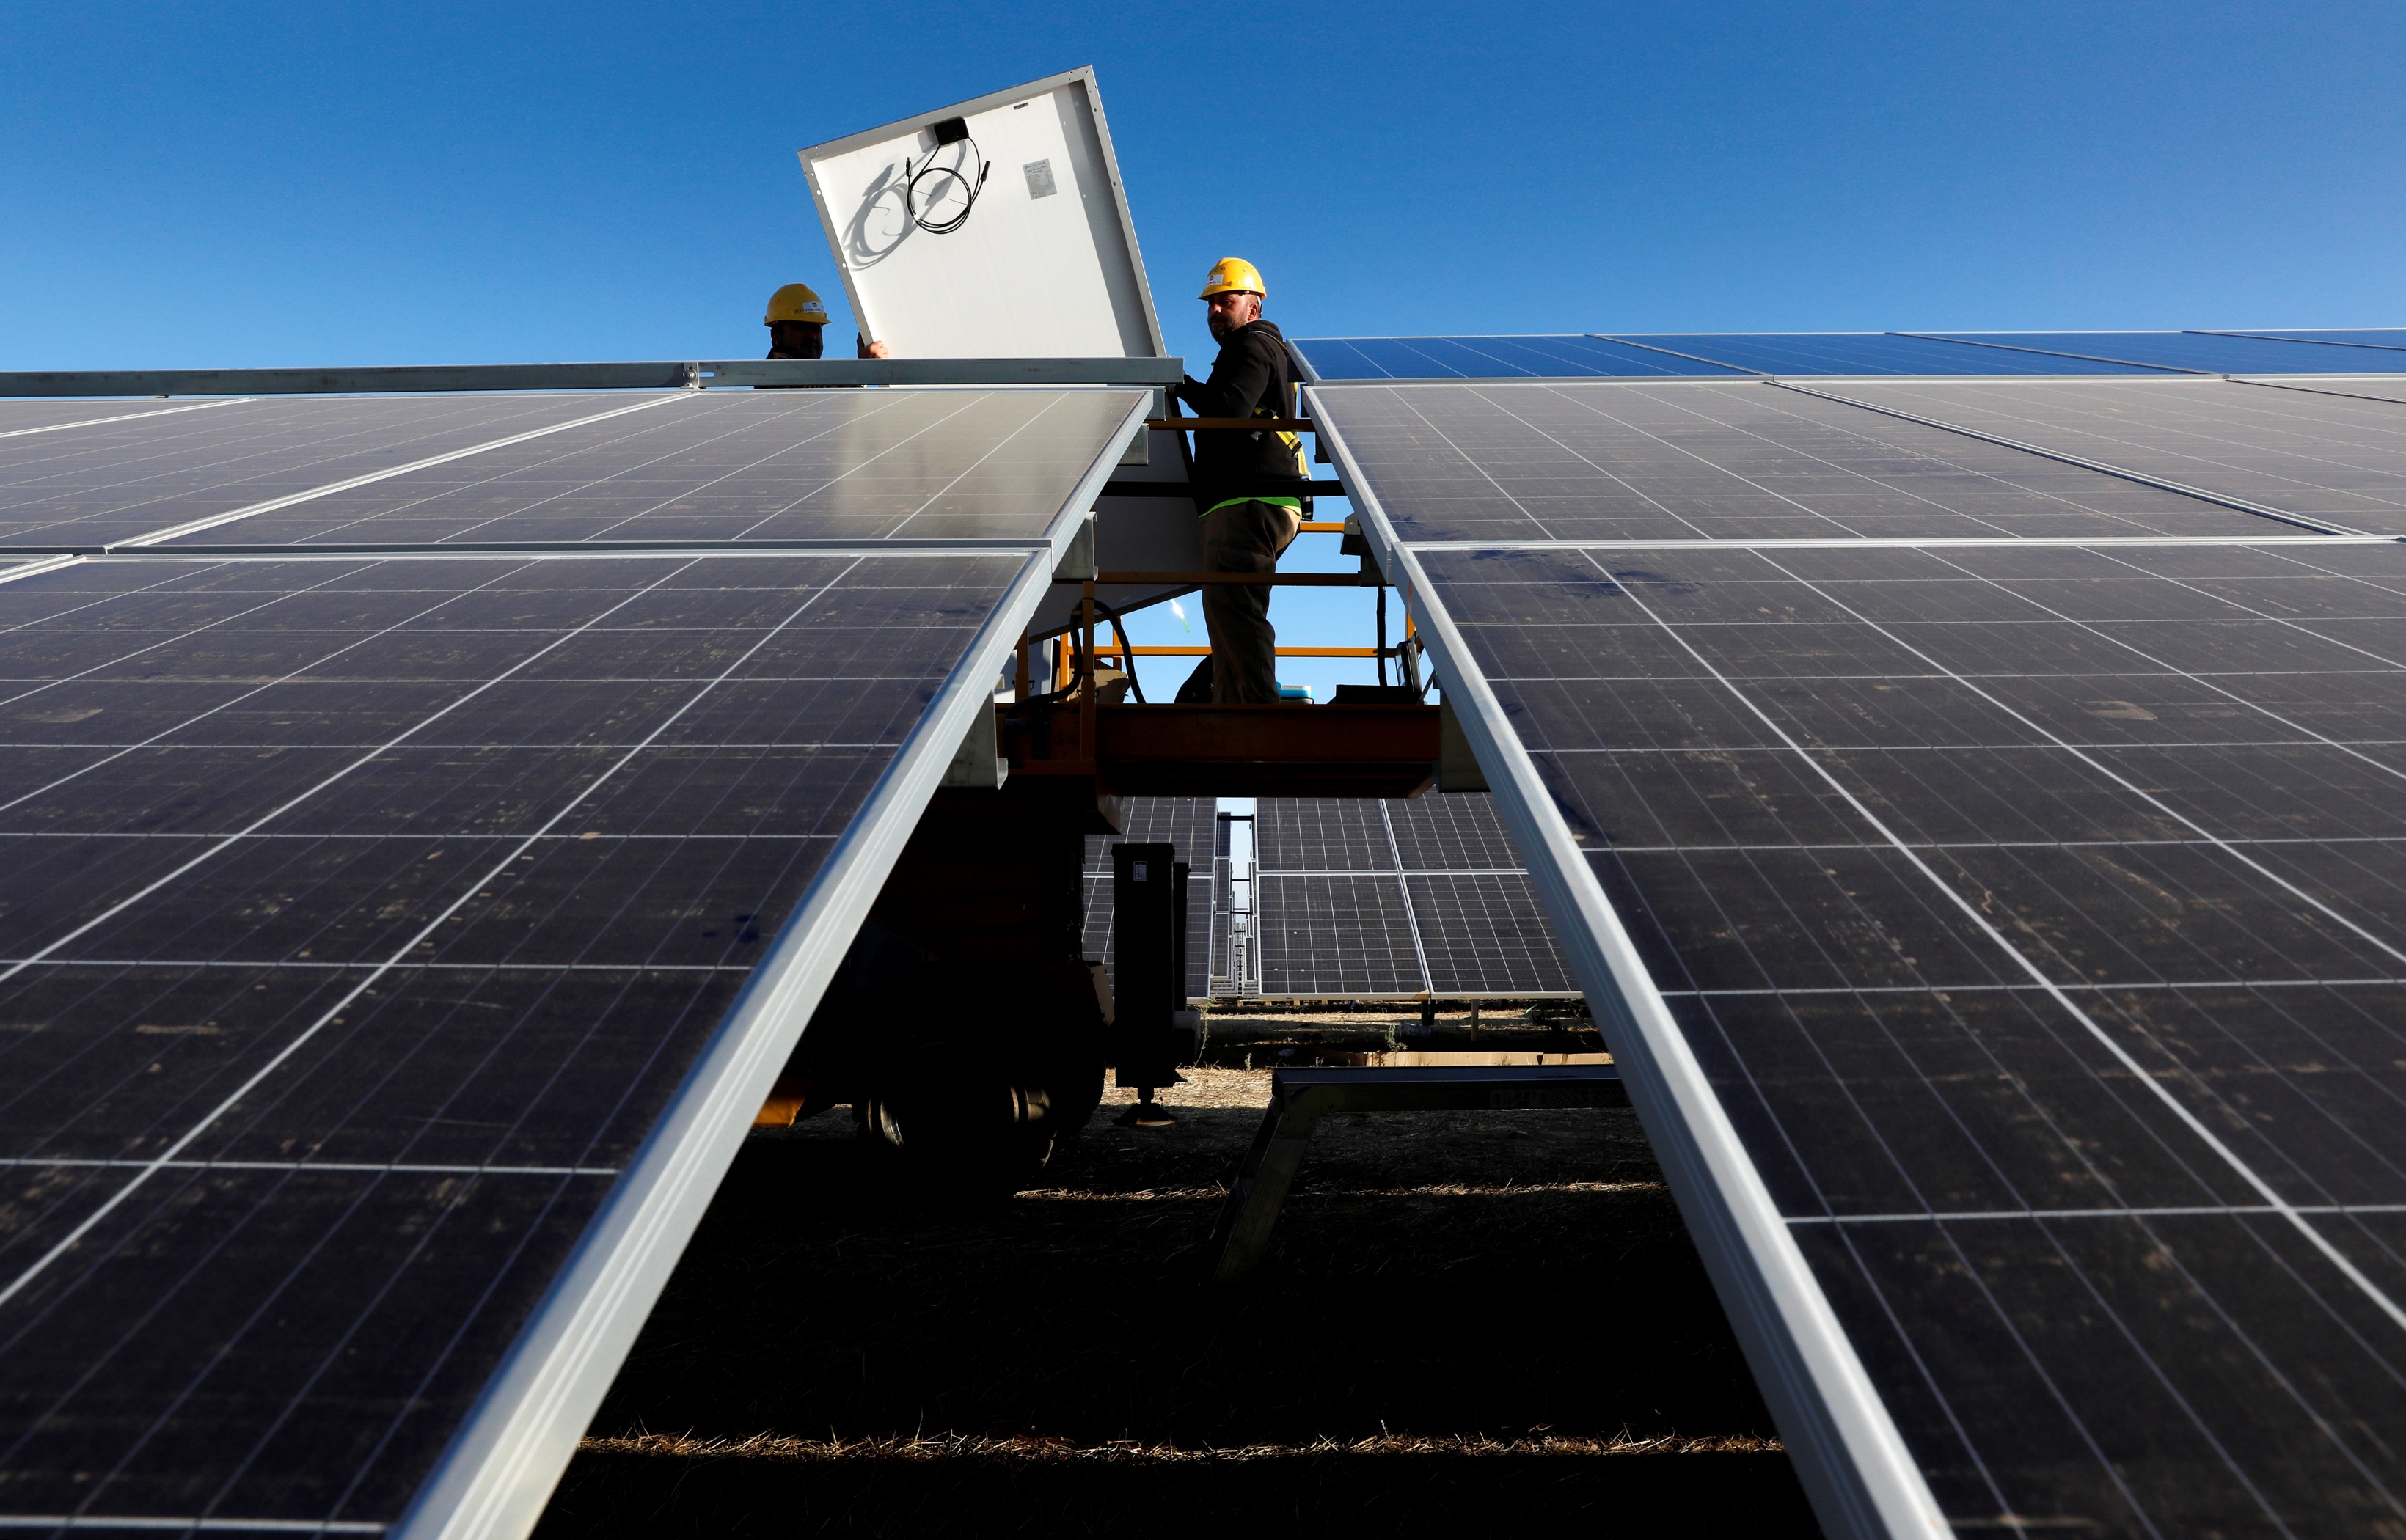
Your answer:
[800,69,1162,360]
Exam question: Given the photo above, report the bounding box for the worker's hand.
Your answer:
[857,335,892,359]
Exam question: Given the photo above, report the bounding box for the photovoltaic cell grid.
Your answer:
[1600,334,2171,377]
[1806,377,2406,537]
[2264,376,2406,408]
[0,386,1142,1536]
[0,398,255,436]
[0,394,667,549]
[2213,329,2406,352]
[1293,382,2278,544]
[1309,371,2406,1538]
[1294,336,1747,381]
[157,389,1145,549]
[1081,797,1216,1000]
[1295,331,2406,383]
[1254,795,1574,997]
[1910,331,2406,375]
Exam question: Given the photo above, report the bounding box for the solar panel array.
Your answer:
[1291,336,1745,381]
[1253,795,1574,998]
[1801,376,2406,536]
[0,386,1144,1536]
[2212,328,2406,351]
[1909,330,2406,375]
[1080,796,1218,1000]
[1294,329,2406,382]
[1309,367,2406,1539]
[1081,796,1577,1002]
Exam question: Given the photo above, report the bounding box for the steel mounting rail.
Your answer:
[0,357,1186,397]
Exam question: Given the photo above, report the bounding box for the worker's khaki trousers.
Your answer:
[1199,500,1302,705]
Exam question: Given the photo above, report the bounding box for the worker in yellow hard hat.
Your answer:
[762,282,892,367]
[1173,257,1309,705]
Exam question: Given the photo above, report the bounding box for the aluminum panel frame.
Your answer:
[1306,383,1950,1540]
[0,358,1182,399]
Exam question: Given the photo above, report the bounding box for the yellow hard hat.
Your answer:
[1199,257,1265,300]
[764,283,830,326]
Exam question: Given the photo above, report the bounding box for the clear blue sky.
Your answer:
[7,0,2402,692]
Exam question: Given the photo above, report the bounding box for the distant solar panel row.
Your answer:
[1081,796,1575,1000]
[1295,330,2406,381]
[0,386,1147,1536]
[1254,795,1575,997]
[1309,371,2406,1539]
[1081,796,1218,1000]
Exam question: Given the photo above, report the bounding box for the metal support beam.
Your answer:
[1205,1065,1628,1282]
[0,357,1186,398]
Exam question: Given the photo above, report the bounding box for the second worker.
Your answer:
[1175,257,1310,704]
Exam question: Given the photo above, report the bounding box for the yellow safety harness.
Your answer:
[1200,403,1309,518]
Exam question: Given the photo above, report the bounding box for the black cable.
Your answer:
[903,138,990,235]
[1375,587,1389,687]
[1087,596,1148,704]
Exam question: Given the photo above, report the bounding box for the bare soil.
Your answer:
[535,1049,1819,1537]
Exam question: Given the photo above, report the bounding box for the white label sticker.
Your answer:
[1132,860,1149,881]
[1023,159,1057,199]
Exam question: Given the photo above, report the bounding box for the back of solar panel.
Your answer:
[798,67,1166,362]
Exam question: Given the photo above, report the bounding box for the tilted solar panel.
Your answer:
[1800,376,2406,536]
[155,390,1149,549]
[1601,334,2172,377]
[2252,375,2406,408]
[1253,795,1574,998]
[1290,335,1747,381]
[1292,381,2275,544]
[1405,873,1573,995]
[1912,331,2406,375]
[1383,791,1529,873]
[2204,328,2406,353]
[1313,372,2406,1538]
[0,386,1147,1536]
[1253,873,1424,997]
[0,395,673,551]
[0,397,254,438]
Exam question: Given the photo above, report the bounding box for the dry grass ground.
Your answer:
[535,1053,1820,1538]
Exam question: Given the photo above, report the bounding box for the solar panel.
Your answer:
[2204,329,2406,353]
[1802,376,2406,536]
[1290,381,2278,543]
[1312,371,2406,1537]
[1291,335,1747,381]
[1255,797,1389,870]
[158,389,1147,549]
[1601,334,2172,376]
[0,394,671,551]
[0,397,252,438]
[1912,330,2406,375]
[1406,873,1576,995]
[1384,791,1532,873]
[1253,795,1574,998]
[2252,375,2406,407]
[0,385,1146,1536]
[1254,873,1424,996]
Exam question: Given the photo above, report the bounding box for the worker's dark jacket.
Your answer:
[1175,319,1309,513]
